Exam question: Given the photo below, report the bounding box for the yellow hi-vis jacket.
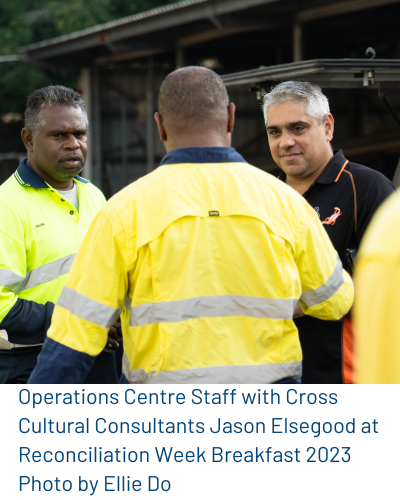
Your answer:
[33,148,353,384]
[0,158,106,345]
[355,189,400,383]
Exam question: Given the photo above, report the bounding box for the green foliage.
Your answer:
[0,0,179,151]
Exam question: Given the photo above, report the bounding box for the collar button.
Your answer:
[69,210,74,215]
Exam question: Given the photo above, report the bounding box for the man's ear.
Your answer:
[154,112,167,142]
[21,128,34,152]
[227,103,236,133]
[324,113,334,142]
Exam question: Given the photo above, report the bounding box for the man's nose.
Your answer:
[279,131,296,149]
[64,135,80,150]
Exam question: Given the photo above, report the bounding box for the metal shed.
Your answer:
[222,58,400,185]
[18,0,400,195]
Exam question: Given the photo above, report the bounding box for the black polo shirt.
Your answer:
[279,149,395,383]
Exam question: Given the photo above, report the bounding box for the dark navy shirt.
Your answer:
[280,149,395,383]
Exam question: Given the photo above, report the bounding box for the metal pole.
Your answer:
[91,67,103,191]
[293,21,303,62]
[393,155,400,188]
[146,56,155,173]
[175,46,185,69]
[380,93,400,130]
[120,96,128,188]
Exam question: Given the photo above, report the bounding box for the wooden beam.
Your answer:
[343,139,400,157]
[297,0,400,23]
[95,47,168,66]
[95,24,270,65]
[177,24,269,48]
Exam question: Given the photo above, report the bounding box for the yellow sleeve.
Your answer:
[296,203,354,321]
[0,227,25,321]
[355,258,400,383]
[354,190,400,383]
[48,210,129,356]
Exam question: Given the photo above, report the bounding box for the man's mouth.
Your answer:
[59,156,82,167]
[281,153,301,160]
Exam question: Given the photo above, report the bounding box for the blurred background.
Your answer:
[1,0,400,197]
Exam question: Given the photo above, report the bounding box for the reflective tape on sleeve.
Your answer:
[300,255,344,308]
[0,269,25,293]
[57,286,121,328]
[123,361,302,384]
[21,253,76,291]
[130,295,297,327]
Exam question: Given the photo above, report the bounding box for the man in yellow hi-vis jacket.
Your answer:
[29,68,353,384]
[355,189,400,383]
[0,86,120,384]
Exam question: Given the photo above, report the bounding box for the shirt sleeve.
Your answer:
[296,201,354,320]
[0,226,54,344]
[29,210,129,383]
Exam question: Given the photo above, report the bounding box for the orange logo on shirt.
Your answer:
[322,207,342,225]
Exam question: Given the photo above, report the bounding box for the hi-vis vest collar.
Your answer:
[14,157,89,188]
[160,146,246,166]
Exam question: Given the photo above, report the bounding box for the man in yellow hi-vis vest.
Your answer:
[29,68,353,384]
[0,86,120,384]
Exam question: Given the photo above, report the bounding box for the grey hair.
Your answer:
[262,81,330,126]
[25,85,88,137]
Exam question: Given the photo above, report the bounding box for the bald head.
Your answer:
[158,66,230,133]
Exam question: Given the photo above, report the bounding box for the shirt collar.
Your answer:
[278,150,348,185]
[160,147,246,166]
[14,157,89,188]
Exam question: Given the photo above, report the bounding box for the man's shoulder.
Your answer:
[345,161,394,191]
[102,159,314,233]
[106,159,309,208]
[81,179,106,203]
[359,190,400,261]
[0,172,27,206]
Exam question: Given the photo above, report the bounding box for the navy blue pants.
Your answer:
[0,346,41,384]
[0,346,120,384]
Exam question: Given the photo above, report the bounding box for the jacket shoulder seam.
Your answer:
[0,225,25,248]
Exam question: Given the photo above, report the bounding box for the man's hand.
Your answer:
[293,302,305,319]
[106,318,122,351]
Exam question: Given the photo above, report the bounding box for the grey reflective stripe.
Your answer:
[300,256,344,308]
[0,269,25,293]
[130,295,297,327]
[57,286,121,328]
[21,253,76,291]
[123,361,302,384]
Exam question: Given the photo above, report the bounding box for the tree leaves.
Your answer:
[0,0,179,151]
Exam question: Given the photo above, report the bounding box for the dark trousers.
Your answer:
[84,351,119,384]
[0,346,41,384]
[0,346,120,384]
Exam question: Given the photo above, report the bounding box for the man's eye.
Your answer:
[268,130,279,135]
[294,127,304,132]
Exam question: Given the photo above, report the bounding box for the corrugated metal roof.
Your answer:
[222,59,400,88]
[19,0,206,53]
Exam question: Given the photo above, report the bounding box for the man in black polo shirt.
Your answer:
[262,81,394,383]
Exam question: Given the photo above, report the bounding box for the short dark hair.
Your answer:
[25,85,88,137]
[158,66,229,131]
